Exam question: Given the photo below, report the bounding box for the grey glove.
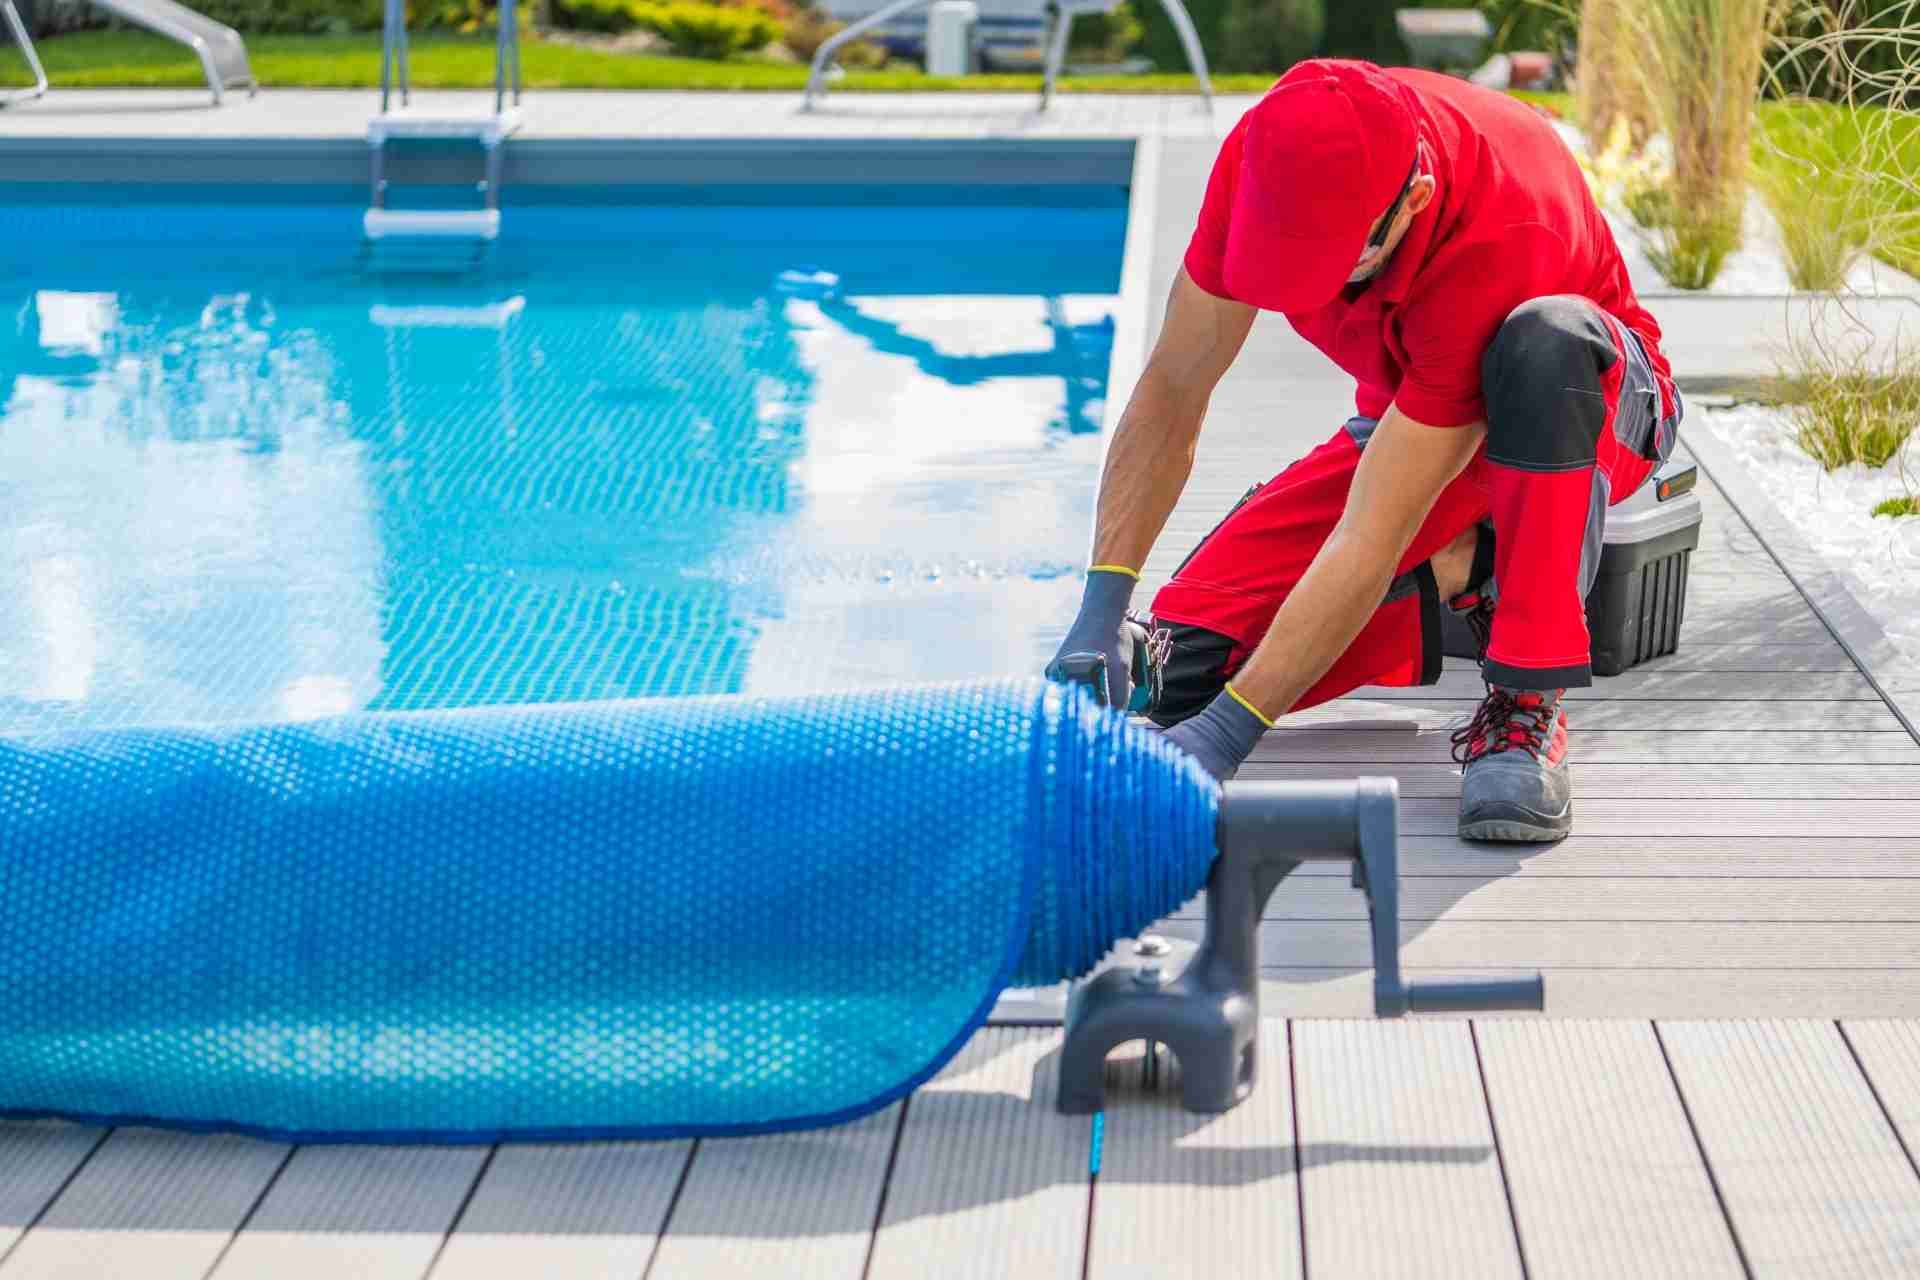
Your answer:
[1161,687,1270,783]
[1045,568,1139,711]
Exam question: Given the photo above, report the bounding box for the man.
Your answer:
[1046,58,1682,842]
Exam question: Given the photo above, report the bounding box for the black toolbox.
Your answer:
[1440,459,1705,676]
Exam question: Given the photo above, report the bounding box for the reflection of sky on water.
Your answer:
[0,202,1121,730]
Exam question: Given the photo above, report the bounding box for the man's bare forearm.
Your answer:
[1085,270,1256,571]
[1228,407,1487,721]
[1089,370,1206,571]
[1227,528,1398,717]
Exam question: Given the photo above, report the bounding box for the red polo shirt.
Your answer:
[1184,69,1674,429]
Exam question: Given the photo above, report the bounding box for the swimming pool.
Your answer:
[0,184,1126,733]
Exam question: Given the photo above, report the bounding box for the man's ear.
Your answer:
[1403,175,1438,217]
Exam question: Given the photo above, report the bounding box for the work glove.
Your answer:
[1160,686,1272,784]
[1045,567,1143,711]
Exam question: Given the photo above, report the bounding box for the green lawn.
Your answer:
[1755,98,1920,278]
[0,29,1261,94]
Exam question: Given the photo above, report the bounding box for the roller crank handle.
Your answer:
[1045,651,1153,713]
[1046,652,1112,705]
[1375,974,1546,1017]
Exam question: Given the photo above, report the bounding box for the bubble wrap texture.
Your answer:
[0,678,1216,1145]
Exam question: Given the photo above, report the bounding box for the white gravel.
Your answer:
[1694,403,1920,665]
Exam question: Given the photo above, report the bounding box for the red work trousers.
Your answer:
[1146,295,1682,716]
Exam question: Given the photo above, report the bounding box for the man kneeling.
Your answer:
[1046,59,1682,842]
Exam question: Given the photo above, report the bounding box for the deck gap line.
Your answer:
[1649,1022,1755,1280]
[1287,1020,1309,1280]
[1834,1021,1920,1189]
[638,1137,700,1280]
[1467,1022,1531,1280]
[1685,438,1920,748]
[0,1124,115,1274]
[1079,1114,1098,1280]
[418,1142,499,1280]
[858,1096,911,1280]
[197,1141,299,1280]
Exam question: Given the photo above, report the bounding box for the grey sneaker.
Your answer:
[1452,686,1572,842]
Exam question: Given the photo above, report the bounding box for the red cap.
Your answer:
[1222,60,1421,313]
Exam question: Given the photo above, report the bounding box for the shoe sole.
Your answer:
[1458,796,1573,843]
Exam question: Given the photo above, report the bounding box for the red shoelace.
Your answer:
[1450,687,1565,765]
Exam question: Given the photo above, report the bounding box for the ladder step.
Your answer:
[368,298,526,329]
[368,109,522,146]
[363,208,502,241]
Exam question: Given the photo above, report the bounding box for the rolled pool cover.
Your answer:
[0,679,1217,1144]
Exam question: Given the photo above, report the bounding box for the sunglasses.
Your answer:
[1365,157,1422,251]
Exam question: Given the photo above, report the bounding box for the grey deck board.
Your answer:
[1387,796,1919,836]
[866,1028,1088,1280]
[1839,1022,1920,1174]
[1242,761,1920,798]
[1172,876,1920,923]
[1359,668,1879,700]
[1291,1020,1522,1279]
[207,1144,489,1279]
[1289,833,1920,877]
[0,1124,106,1260]
[1157,918,1920,969]
[1262,971,1920,1019]
[0,1128,288,1279]
[429,1140,691,1279]
[1086,1027,1303,1280]
[1473,1021,1742,1279]
[648,1109,897,1279]
[1264,699,1904,732]
[1243,730,1920,763]
[1658,1021,1920,1277]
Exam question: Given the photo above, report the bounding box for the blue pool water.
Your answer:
[0,186,1125,732]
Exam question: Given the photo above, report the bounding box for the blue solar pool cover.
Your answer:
[0,679,1216,1144]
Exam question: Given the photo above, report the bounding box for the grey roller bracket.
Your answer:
[1056,778,1545,1116]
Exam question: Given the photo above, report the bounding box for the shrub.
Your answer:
[1623,175,1674,228]
[634,1,778,58]
[1872,495,1919,517]
[1780,315,1920,468]
[114,0,384,34]
[1136,0,1229,72]
[1319,0,1401,62]
[1755,143,1869,290]
[780,6,839,59]
[837,36,886,68]
[1217,0,1324,74]
[1615,0,1792,288]
[1069,2,1145,61]
[1576,0,1654,143]
[558,0,645,30]
[419,0,534,32]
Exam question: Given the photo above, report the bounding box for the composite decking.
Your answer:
[2,94,1918,1276]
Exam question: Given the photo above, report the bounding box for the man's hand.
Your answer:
[1045,567,1139,710]
[1046,270,1255,710]
[1228,405,1488,720]
[1161,686,1270,783]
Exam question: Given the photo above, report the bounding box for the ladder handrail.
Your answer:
[803,0,1211,115]
[381,0,521,116]
[0,0,49,107]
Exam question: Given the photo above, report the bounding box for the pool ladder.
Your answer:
[365,0,523,244]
